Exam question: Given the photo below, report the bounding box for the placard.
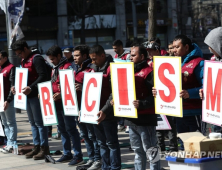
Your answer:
[0,120,5,136]
[154,56,182,117]
[59,69,79,116]
[0,73,4,112]
[38,81,58,126]
[110,62,137,118]
[14,67,28,110]
[156,115,171,130]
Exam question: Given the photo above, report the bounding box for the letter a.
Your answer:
[64,74,75,106]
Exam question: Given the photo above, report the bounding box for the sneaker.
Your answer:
[0,145,7,152]
[125,126,129,133]
[2,146,13,154]
[77,160,94,169]
[68,157,84,166]
[56,154,73,163]
[52,133,61,140]
[87,160,102,170]
[117,125,125,132]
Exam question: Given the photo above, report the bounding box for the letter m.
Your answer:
[206,67,222,112]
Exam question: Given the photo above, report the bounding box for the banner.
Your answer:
[202,61,222,126]
[0,120,5,136]
[6,0,25,46]
[59,69,79,116]
[80,73,103,124]
[156,115,171,130]
[0,74,4,112]
[14,67,28,110]
[154,56,182,117]
[110,63,137,118]
[38,81,58,126]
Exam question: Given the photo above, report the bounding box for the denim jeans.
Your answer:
[93,120,121,170]
[57,110,82,158]
[77,121,100,161]
[26,97,48,146]
[0,101,17,147]
[129,126,161,170]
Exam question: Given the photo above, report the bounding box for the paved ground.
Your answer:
[0,111,170,170]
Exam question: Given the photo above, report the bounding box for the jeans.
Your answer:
[129,126,161,170]
[93,120,121,170]
[26,97,48,146]
[156,116,178,151]
[176,115,202,150]
[57,110,82,158]
[118,117,124,126]
[77,121,100,161]
[0,101,17,146]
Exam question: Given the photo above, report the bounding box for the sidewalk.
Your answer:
[0,111,170,170]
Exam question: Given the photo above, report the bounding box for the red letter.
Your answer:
[18,73,23,100]
[117,68,129,105]
[41,87,53,116]
[158,63,176,103]
[85,78,97,112]
[64,75,75,106]
[206,67,222,112]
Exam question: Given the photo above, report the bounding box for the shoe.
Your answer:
[68,156,84,166]
[77,160,94,169]
[117,125,125,132]
[56,154,73,163]
[87,160,102,170]
[125,126,129,133]
[0,145,7,152]
[2,146,13,154]
[25,145,40,159]
[33,146,50,160]
[52,133,61,140]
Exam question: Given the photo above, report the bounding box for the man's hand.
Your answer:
[152,87,157,97]
[96,111,106,124]
[75,83,83,91]
[110,100,114,106]
[53,93,61,101]
[133,100,140,108]
[11,86,16,95]
[3,101,9,111]
[199,89,203,99]
[22,86,32,95]
[180,90,190,99]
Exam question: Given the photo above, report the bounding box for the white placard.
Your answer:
[59,69,79,116]
[156,115,172,130]
[0,74,4,112]
[0,120,5,136]
[154,56,182,117]
[38,81,58,126]
[80,73,103,124]
[14,67,28,110]
[110,63,137,118]
[202,61,222,126]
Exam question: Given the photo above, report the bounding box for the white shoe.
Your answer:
[125,126,129,133]
[117,125,125,132]
[2,146,13,154]
[87,160,102,170]
[0,146,7,152]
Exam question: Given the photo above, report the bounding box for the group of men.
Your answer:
[0,26,221,170]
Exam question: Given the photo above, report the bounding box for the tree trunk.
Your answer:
[148,0,156,40]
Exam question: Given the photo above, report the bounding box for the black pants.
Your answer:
[156,116,178,151]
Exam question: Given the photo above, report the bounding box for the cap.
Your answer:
[63,47,72,53]
[142,41,160,50]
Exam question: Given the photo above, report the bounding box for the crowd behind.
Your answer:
[0,26,222,170]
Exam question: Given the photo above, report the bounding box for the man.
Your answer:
[112,39,130,60]
[11,40,49,160]
[73,45,101,170]
[127,45,160,170]
[0,51,17,153]
[63,47,77,71]
[89,45,121,170]
[153,35,204,150]
[46,45,83,166]
[199,27,222,133]
[166,41,174,56]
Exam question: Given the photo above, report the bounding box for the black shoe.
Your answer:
[56,154,73,163]
[68,156,84,166]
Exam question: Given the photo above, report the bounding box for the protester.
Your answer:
[11,40,49,160]
[46,45,83,166]
[0,51,17,153]
[166,41,174,56]
[73,45,102,170]
[89,45,121,170]
[63,47,77,71]
[112,39,130,60]
[153,35,205,150]
[199,27,222,133]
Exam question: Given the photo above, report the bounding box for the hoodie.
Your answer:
[204,27,222,58]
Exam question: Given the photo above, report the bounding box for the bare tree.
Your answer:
[148,0,156,40]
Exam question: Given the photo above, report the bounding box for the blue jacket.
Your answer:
[182,43,204,116]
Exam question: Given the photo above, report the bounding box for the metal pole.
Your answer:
[131,0,137,41]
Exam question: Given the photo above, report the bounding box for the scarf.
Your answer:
[51,57,67,83]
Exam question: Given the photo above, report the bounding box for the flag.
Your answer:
[0,0,6,13]
[6,0,25,46]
